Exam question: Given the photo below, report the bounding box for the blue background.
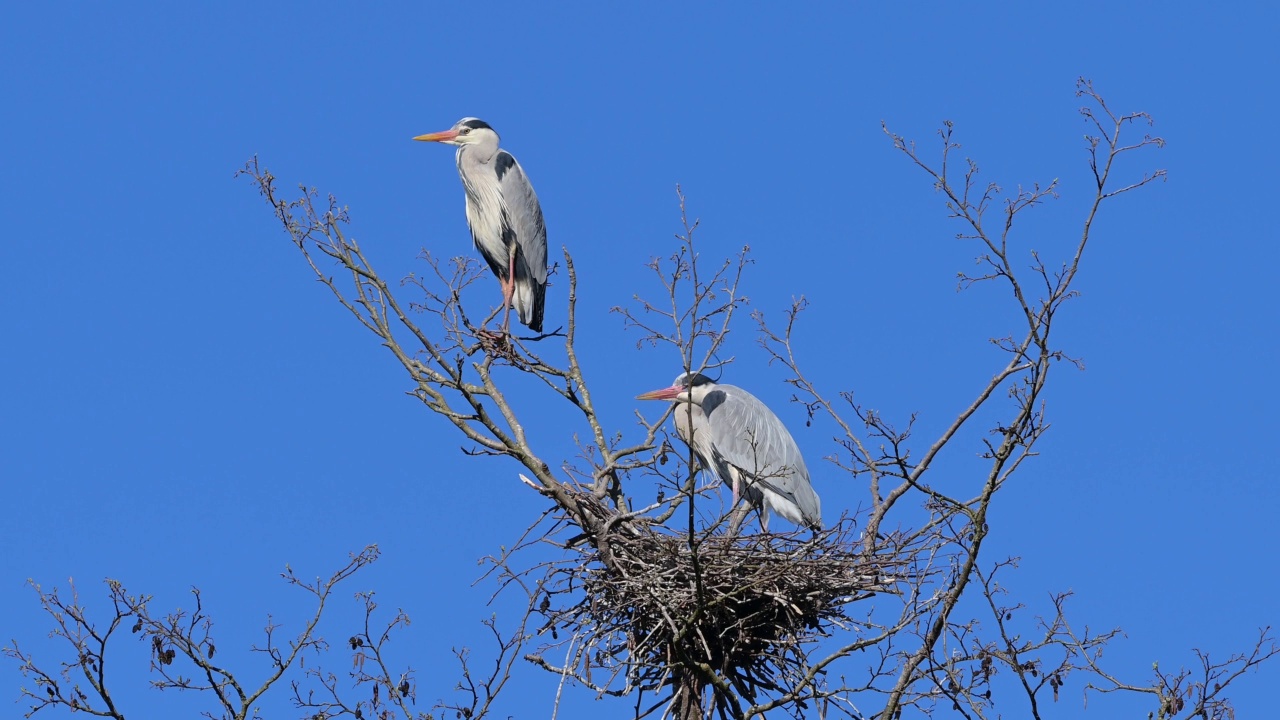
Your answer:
[2,3,1276,717]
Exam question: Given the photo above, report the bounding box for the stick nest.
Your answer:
[545,508,905,705]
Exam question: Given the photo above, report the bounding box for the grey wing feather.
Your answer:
[705,386,821,526]
[495,151,547,330]
[497,153,548,283]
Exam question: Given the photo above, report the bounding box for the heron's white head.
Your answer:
[413,117,500,147]
[636,372,716,405]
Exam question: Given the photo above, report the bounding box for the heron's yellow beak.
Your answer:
[413,130,460,143]
[636,386,682,401]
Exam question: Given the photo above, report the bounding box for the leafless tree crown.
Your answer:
[6,79,1275,720]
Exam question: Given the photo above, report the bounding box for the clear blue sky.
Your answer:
[2,3,1277,717]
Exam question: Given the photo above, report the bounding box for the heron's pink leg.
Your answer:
[501,247,517,334]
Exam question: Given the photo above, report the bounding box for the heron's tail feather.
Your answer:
[514,277,546,333]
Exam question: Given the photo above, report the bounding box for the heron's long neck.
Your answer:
[455,144,498,169]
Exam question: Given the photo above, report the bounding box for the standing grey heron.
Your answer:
[414,118,548,334]
[637,372,822,531]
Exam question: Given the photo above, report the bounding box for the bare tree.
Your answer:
[6,548,379,720]
[7,79,1275,720]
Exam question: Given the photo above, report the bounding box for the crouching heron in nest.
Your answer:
[414,118,548,334]
[638,372,822,531]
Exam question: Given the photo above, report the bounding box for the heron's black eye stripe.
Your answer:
[682,372,713,388]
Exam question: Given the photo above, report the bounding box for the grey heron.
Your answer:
[414,118,548,334]
[637,372,822,531]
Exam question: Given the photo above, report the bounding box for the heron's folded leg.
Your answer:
[500,282,513,334]
[727,500,752,537]
[501,247,518,334]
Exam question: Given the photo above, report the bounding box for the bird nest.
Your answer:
[539,506,906,706]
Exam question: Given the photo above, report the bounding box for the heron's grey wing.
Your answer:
[494,151,547,330]
[703,386,821,524]
[495,152,548,285]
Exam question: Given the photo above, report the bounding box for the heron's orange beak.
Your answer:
[636,385,682,401]
[412,129,460,143]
